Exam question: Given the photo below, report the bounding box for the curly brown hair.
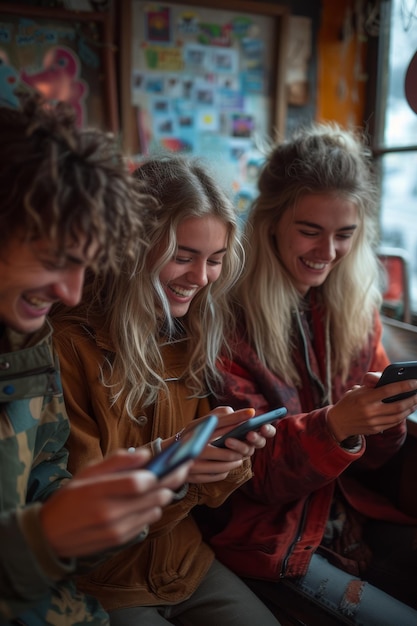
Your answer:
[0,93,146,269]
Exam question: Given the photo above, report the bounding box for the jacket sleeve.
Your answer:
[215,351,355,505]
[214,317,405,507]
[0,385,77,620]
[246,407,365,506]
[0,505,77,621]
[52,323,254,540]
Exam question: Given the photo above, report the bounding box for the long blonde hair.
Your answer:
[234,123,382,385]
[70,155,244,418]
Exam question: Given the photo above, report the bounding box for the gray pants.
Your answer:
[108,559,280,626]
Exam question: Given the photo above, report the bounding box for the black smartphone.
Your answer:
[144,414,218,479]
[211,407,287,448]
[375,361,417,403]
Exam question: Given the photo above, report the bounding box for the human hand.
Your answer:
[362,371,382,387]
[40,448,189,558]
[327,376,417,442]
[185,406,275,483]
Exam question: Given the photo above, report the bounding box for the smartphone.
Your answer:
[211,407,287,448]
[375,361,417,403]
[143,414,218,479]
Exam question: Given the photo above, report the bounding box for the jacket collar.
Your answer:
[0,319,60,401]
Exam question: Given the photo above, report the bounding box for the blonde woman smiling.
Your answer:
[201,124,417,626]
[52,156,279,626]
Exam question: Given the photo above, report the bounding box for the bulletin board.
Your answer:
[0,3,118,131]
[120,0,288,220]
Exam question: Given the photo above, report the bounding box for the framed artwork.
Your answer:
[0,2,118,131]
[119,0,288,222]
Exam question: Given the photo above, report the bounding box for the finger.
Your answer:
[61,504,166,556]
[219,438,254,456]
[181,407,237,437]
[159,461,191,489]
[210,408,256,437]
[210,405,235,415]
[72,469,161,499]
[258,423,277,438]
[231,407,256,419]
[79,448,152,479]
[188,472,230,484]
[376,394,417,418]
[372,419,405,435]
[189,459,243,475]
[377,379,417,403]
[244,431,269,447]
[362,372,381,387]
[201,445,243,461]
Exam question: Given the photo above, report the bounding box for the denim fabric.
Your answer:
[247,552,417,626]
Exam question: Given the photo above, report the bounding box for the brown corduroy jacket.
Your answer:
[52,316,252,611]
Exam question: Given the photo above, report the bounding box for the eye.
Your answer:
[336,232,354,240]
[42,259,64,270]
[175,255,192,264]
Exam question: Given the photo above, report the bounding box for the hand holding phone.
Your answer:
[375,361,417,403]
[211,407,287,448]
[144,415,218,479]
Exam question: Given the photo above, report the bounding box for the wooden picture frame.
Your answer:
[0,2,118,132]
[118,0,289,156]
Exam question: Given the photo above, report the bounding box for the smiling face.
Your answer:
[0,234,98,334]
[158,214,228,318]
[272,193,359,295]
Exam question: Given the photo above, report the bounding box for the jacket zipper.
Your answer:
[296,308,329,407]
[280,494,310,578]
[0,366,59,395]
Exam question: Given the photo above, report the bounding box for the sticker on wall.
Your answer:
[231,112,254,138]
[145,6,172,43]
[176,10,200,36]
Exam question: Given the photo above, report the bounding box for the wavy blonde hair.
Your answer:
[67,155,244,418]
[234,122,382,385]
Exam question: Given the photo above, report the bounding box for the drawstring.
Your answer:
[294,307,332,406]
[324,314,333,405]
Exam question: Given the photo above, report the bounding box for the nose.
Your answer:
[317,236,336,261]
[187,261,208,287]
[53,268,85,306]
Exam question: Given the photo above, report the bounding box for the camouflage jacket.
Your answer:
[0,321,108,626]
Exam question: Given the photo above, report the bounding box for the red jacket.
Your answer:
[205,309,416,581]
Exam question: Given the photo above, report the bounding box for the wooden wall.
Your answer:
[316,0,370,128]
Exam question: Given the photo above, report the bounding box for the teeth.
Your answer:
[303,259,327,270]
[169,284,194,298]
[24,296,50,309]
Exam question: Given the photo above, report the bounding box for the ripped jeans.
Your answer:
[285,552,417,626]
[245,530,417,626]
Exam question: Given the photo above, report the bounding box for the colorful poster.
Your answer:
[131,1,274,201]
[0,14,106,128]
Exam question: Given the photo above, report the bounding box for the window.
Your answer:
[376,0,417,320]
